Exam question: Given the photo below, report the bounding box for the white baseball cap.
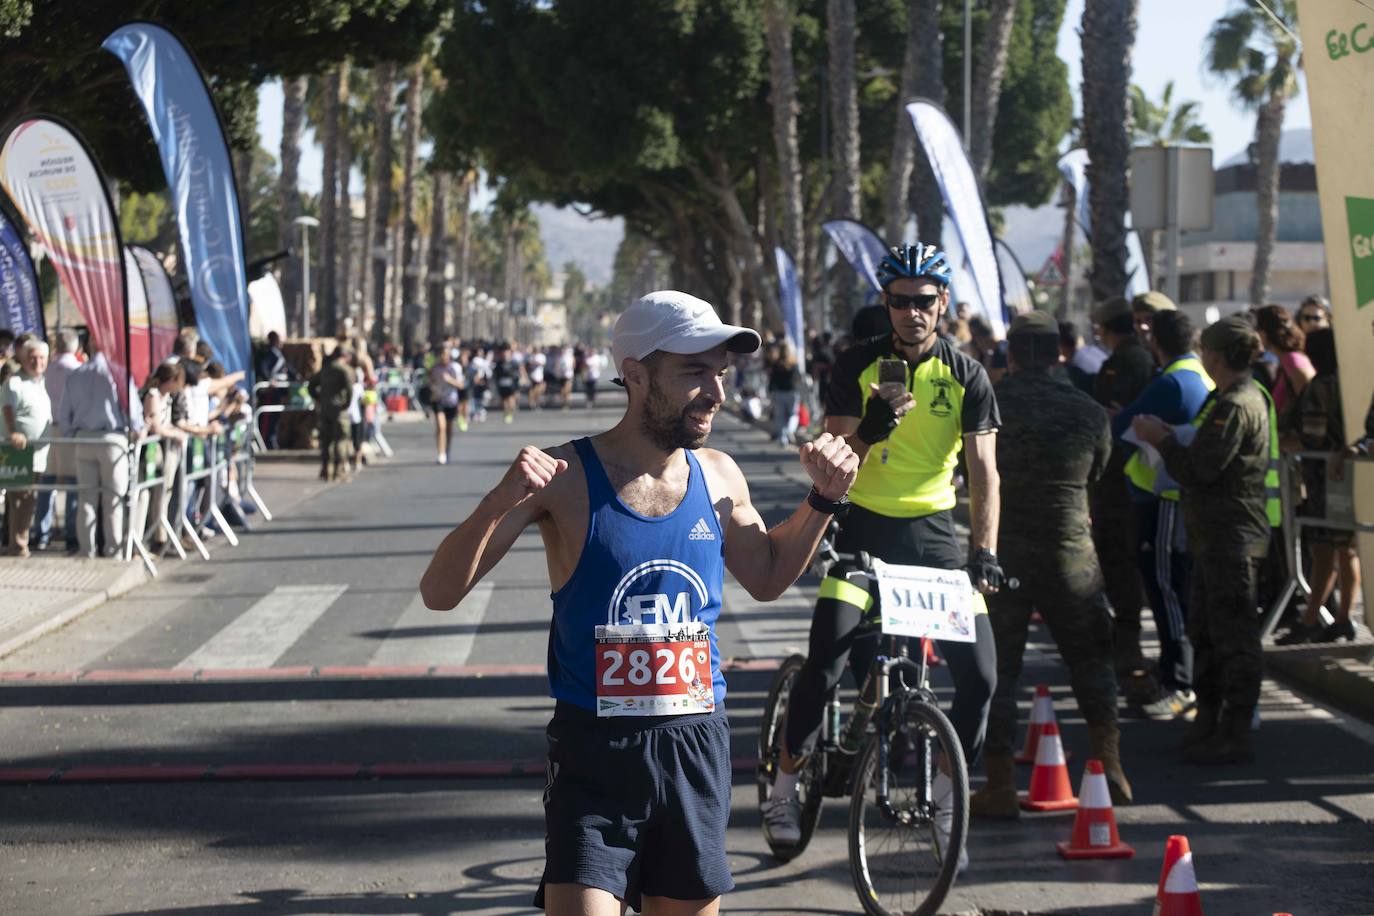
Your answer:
[611,290,761,381]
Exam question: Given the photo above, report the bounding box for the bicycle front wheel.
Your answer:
[848,695,968,916]
[758,653,824,861]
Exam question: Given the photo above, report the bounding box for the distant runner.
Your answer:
[422,291,859,916]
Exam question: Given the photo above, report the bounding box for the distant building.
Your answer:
[1171,129,1326,323]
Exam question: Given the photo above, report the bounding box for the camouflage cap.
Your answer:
[1132,290,1177,313]
[1007,310,1059,337]
[1091,296,1132,325]
[1201,314,1259,351]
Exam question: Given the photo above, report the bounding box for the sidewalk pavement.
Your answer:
[0,456,351,661]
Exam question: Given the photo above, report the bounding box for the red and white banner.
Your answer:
[128,245,179,368]
[0,117,128,410]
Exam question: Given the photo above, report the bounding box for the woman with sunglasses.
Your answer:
[1296,295,1331,332]
[1253,304,1315,415]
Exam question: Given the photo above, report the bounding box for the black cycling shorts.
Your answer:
[534,701,734,911]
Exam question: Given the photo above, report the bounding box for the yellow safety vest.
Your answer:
[1124,357,1215,501]
[1189,379,1282,528]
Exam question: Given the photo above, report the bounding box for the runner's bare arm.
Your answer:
[709,433,860,601]
[420,445,568,610]
[964,430,1000,553]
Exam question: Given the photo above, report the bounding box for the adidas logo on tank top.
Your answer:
[688,517,716,541]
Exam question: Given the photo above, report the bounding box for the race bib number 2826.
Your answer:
[594,623,715,717]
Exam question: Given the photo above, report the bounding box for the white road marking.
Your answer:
[722,577,812,660]
[369,581,495,667]
[178,584,349,670]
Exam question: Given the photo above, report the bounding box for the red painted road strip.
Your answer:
[0,658,780,686]
[0,757,759,785]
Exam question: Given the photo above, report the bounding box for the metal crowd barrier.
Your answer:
[0,419,270,578]
[1262,451,1374,640]
[250,379,393,458]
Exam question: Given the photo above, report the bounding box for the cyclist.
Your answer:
[766,243,1003,872]
[421,290,860,916]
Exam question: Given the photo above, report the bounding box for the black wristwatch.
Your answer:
[807,486,851,517]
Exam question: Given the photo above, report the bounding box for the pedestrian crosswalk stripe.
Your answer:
[368,581,496,668]
[177,584,349,671]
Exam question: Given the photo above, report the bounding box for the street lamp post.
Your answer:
[294,215,321,338]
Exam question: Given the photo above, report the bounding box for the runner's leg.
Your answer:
[543,884,628,916]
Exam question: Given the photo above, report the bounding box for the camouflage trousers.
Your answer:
[318,413,352,478]
[986,548,1119,757]
[1091,475,1147,668]
[1189,554,1263,715]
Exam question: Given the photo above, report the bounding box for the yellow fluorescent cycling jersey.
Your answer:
[826,335,1000,517]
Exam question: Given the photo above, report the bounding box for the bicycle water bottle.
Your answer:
[825,693,842,749]
[839,667,882,755]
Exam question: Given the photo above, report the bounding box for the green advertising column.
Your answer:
[1298,1,1374,631]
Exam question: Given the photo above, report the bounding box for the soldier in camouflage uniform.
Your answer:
[972,312,1131,818]
[308,345,356,482]
[1090,297,1157,694]
[1133,316,1273,765]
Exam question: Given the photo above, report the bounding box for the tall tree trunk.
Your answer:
[319,67,341,337]
[456,171,473,340]
[277,76,308,336]
[427,171,452,343]
[827,0,860,221]
[969,0,1019,184]
[909,0,945,246]
[335,61,353,331]
[400,63,423,316]
[1059,182,1076,317]
[370,62,396,345]
[762,0,804,273]
[390,219,404,342]
[884,0,921,244]
[1250,93,1285,307]
[1080,0,1138,302]
[696,155,782,331]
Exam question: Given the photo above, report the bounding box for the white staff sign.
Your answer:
[871,559,977,643]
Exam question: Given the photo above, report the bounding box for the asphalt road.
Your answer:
[1,393,1372,916]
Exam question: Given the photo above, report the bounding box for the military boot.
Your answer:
[970,753,1019,819]
[1087,723,1133,806]
[1183,707,1255,765]
[1179,702,1222,753]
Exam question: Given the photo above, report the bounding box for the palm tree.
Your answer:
[762,0,804,289]
[278,75,308,334]
[319,66,341,336]
[1080,0,1139,302]
[1206,0,1299,307]
[334,60,353,327]
[827,0,860,222]
[1130,81,1213,146]
[370,62,397,345]
[969,0,1019,185]
[400,61,424,320]
[426,170,451,343]
[884,0,945,245]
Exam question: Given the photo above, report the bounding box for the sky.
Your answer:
[255,1,1311,267]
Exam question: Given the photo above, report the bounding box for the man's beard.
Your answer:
[892,322,935,349]
[641,374,711,451]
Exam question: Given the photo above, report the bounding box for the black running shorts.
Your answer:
[533,701,734,911]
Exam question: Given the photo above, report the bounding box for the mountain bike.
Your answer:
[756,538,975,916]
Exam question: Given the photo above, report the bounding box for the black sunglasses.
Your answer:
[886,292,942,312]
[1298,312,1325,323]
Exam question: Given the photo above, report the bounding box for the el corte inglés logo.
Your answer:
[1344,196,1374,310]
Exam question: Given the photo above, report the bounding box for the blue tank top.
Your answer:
[548,437,727,713]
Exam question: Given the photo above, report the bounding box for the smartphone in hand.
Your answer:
[877,358,907,400]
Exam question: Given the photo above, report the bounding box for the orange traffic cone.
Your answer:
[1016,684,1057,764]
[922,637,943,667]
[1056,759,1133,859]
[1020,721,1077,812]
[1153,835,1204,916]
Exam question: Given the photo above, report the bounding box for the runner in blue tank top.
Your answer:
[422,291,860,916]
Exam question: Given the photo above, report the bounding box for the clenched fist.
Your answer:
[493,445,568,510]
[799,432,860,502]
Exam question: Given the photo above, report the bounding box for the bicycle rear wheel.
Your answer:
[848,695,968,916]
[758,653,825,861]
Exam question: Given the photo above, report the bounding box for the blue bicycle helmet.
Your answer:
[876,242,952,289]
